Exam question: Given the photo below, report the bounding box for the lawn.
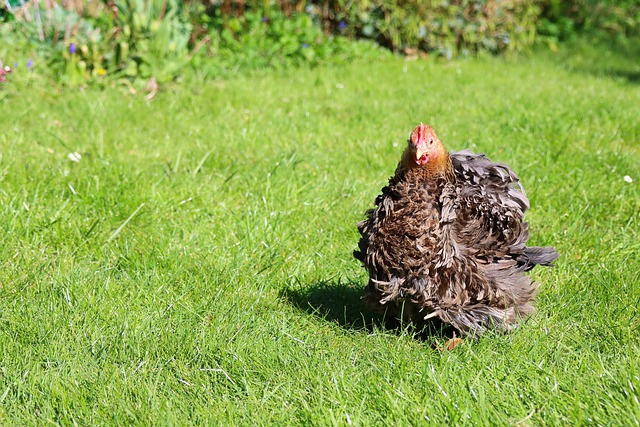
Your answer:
[0,43,639,425]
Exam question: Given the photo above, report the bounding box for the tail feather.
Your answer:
[518,246,559,271]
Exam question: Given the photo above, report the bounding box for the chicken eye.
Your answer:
[428,138,434,145]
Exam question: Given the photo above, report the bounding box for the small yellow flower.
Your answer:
[97,68,107,76]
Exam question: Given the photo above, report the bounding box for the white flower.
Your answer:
[623,175,632,183]
[68,152,81,162]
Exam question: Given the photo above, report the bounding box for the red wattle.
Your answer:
[416,154,429,165]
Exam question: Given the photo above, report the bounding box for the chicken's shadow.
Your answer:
[280,278,383,332]
[280,278,456,340]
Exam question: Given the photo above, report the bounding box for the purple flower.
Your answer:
[69,43,76,54]
[262,16,268,23]
[302,43,309,49]
[13,61,18,69]
[339,20,347,30]
[27,58,33,70]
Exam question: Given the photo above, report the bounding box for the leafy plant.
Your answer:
[310,0,541,56]
[538,0,640,42]
[1,1,111,85]
[192,6,384,76]
[107,0,196,83]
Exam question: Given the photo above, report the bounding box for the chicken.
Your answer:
[354,123,558,336]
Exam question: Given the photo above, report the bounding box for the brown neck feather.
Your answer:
[397,149,455,182]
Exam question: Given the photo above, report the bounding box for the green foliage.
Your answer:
[0,26,40,91]
[2,0,640,87]
[0,5,14,23]
[191,8,384,76]
[108,0,194,83]
[0,1,383,86]
[319,0,541,56]
[0,0,199,86]
[1,2,110,85]
[538,0,640,41]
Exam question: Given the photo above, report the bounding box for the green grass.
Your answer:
[1,42,639,425]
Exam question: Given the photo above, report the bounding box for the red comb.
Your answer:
[411,122,427,145]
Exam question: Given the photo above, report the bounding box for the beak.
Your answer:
[415,145,428,162]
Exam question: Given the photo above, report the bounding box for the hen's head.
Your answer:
[403,123,448,173]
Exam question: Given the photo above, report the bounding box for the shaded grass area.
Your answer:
[281,279,375,330]
[547,36,640,85]
[0,41,639,425]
